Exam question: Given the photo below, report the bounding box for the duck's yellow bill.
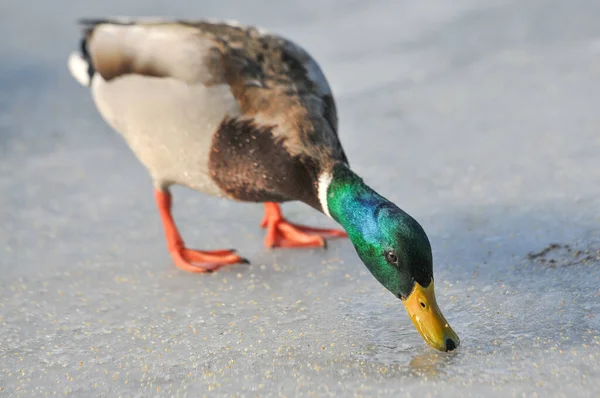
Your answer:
[402,281,460,352]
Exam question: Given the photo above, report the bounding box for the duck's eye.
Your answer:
[385,250,398,265]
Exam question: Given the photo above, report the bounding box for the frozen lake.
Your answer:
[1,0,599,396]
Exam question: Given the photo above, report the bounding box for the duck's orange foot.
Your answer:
[170,247,248,273]
[155,189,248,273]
[260,202,348,249]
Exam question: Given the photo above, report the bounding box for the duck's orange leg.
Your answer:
[260,202,348,248]
[155,189,248,273]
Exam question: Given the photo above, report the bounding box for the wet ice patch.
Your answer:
[526,243,600,268]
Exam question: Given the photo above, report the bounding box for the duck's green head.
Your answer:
[325,165,460,352]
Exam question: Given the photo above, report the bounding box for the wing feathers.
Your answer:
[82,20,222,84]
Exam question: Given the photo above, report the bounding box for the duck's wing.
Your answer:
[73,18,346,161]
[71,18,230,86]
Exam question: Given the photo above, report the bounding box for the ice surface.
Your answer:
[1,0,600,396]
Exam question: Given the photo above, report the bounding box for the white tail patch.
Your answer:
[67,52,91,86]
[318,172,333,218]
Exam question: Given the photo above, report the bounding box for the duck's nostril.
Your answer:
[445,338,457,352]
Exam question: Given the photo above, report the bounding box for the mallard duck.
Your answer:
[67,18,459,352]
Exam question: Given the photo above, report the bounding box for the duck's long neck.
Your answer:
[319,164,390,245]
